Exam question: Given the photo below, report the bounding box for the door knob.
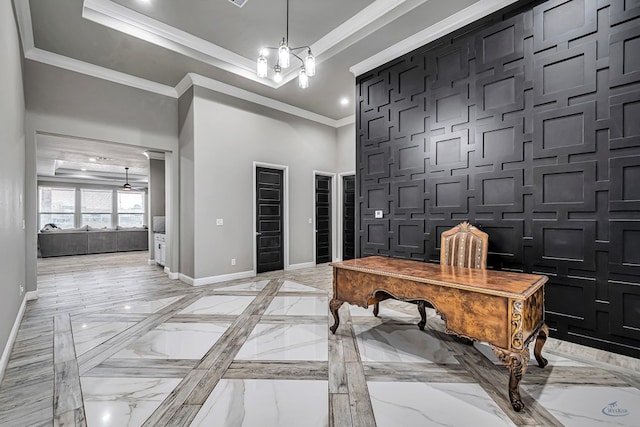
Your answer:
[256,232,262,236]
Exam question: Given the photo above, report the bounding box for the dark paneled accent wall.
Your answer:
[355,0,640,358]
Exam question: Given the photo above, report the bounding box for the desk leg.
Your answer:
[534,323,549,368]
[417,301,427,330]
[491,345,530,412]
[329,299,344,334]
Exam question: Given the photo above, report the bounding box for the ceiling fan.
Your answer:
[122,167,146,191]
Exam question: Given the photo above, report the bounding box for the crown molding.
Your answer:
[83,0,273,87]
[187,74,340,128]
[336,115,356,128]
[349,0,521,76]
[12,0,364,128]
[26,48,178,98]
[81,0,424,90]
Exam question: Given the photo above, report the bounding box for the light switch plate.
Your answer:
[375,210,383,219]
[216,219,224,226]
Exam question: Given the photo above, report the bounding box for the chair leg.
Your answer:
[373,302,380,317]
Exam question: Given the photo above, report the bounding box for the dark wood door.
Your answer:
[343,175,355,260]
[315,175,332,264]
[256,167,284,273]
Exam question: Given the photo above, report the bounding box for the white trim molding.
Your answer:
[26,291,38,301]
[350,0,520,76]
[179,271,254,287]
[286,262,315,271]
[0,296,28,383]
[164,266,179,280]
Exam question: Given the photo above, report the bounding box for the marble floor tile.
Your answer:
[178,295,256,315]
[71,321,137,357]
[213,280,271,292]
[190,379,328,427]
[109,296,181,314]
[111,322,230,359]
[235,324,328,361]
[279,280,323,292]
[368,381,515,427]
[474,342,589,367]
[522,384,640,427]
[81,377,181,427]
[264,296,328,316]
[353,323,458,364]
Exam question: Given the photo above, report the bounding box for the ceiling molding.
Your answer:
[188,74,340,128]
[336,115,356,128]
[81,0,424,89]
[349,0,521,76]
[12,0,369,128]
[82,0,273,87]
[26,48,178,98]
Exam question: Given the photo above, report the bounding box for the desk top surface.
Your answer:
[331,256,547,299]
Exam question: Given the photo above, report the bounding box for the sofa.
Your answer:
[38,226,148,257]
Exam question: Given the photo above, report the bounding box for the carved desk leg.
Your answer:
[329,299,344,334]
[491,345,530,412]
[534,323,549,368]
[417,301,427,331]
[373,301,379,317]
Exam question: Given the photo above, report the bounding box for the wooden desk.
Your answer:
[329,256,549,412]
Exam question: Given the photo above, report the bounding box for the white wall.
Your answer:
[23,61,180,287]
[189,87,340,279]
[0,0,27,375]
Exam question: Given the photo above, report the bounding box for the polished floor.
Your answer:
[1,252,639,426]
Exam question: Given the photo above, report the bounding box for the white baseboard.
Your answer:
[163,266,179,280]
[26,290,38,301]
[179,270,255,286]
[287,262,315,270]
[0,295,27,384]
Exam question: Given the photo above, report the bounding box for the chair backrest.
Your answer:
[440,222,488,269]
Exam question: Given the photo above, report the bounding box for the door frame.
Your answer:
[312,171,337,265]
[338,171,355,261]
[253,162,289,275]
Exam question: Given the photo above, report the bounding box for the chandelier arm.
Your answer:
[289,46,311,51]
[290,51,306,66]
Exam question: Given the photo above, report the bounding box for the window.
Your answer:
[38,187,76,229]
[118,191,145,227]
[81,189,112,228]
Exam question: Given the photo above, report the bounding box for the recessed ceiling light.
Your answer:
[89,158,96,162]
[340,97,349,106]
[81,168,87,171]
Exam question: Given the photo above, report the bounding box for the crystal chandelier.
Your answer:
[256,0,315,88]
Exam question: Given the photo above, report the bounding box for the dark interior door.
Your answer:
[343,175,355,260]
[315,175,332,264]
[256,167,284,273]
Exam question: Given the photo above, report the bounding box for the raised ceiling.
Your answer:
[18,0,520,123]
[19,0,520,179]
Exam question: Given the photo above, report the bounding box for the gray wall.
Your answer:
[189,86,340,278]
[0,0,27,363]
[149,159,166,217]
[23,61,180,288]
[178,89,195,277]
[337,123,356,173]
